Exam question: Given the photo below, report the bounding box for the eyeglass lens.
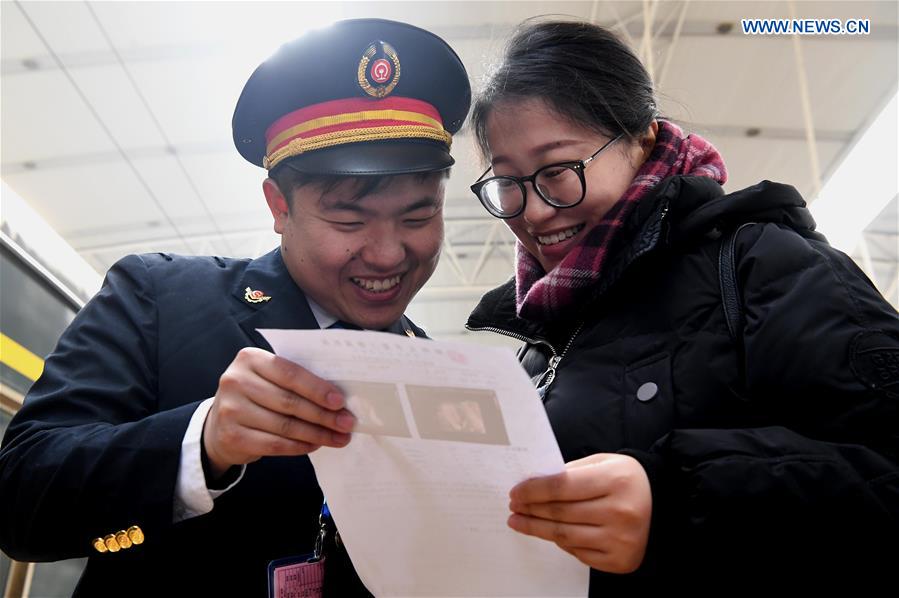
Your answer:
[479,164,583,216]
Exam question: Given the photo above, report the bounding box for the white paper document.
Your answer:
[261,329,589,597]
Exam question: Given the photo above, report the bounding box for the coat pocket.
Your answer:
[623,353,675,449]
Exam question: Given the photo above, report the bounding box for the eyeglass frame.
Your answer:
[470,134,624,219]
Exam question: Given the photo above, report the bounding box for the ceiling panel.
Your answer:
[13,1,107,55]
[65,64,167,150]
[123,54,241,148]
[3,159,166,240]
[443,134,483,203]
[126,155,222,233]
[1,69,116,163]
[2,0,896,329]
[0,2,45,61]
[177,151,274,222]
[657,34,895,132]
[714,136,843,198]
[678,0,898,24]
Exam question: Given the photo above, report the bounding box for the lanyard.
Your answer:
[313,500,330,561]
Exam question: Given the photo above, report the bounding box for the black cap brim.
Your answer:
[276,139,454,176]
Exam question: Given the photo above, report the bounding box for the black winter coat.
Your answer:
[467,176,899,589]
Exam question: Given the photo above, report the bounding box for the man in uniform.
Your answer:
[0,19,470,596]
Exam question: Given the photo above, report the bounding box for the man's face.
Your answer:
[264,174,446,330]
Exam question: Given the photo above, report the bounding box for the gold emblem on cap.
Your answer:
[358,41,401,98]
[92,537,108,553]
[244,287,272,304]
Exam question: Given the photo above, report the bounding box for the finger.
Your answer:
[507,513,606,550]
[226,426,322,459]
[510,465,611,504]
[509,498,607,526]
[230,368,355,433]
[235,399,352,448]
[559,546,619,571]
[238,348,344,409]
[562,545,645,575]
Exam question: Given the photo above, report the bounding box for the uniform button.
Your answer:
[92,538,108,553]
[127,526,145,545]
[636,382,658,402]
[115,531,132,549]
[103,534,121,553]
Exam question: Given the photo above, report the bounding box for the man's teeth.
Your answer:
[351,275,402,292]
[537,224,584,246]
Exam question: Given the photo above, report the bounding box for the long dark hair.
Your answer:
[471,19,658,158]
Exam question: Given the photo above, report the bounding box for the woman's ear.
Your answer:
[639,120,659,162]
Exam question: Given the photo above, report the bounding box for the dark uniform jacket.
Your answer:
[467,176,899,589]
[0,248,408,596]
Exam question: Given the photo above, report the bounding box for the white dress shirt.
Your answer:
[172,297,337,522]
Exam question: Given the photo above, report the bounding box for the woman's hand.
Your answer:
[508,453,652,574]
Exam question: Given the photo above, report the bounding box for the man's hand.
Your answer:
[508,453,652,574]
[203,347,355,478]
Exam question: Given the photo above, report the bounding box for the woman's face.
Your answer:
[484,98,655,272]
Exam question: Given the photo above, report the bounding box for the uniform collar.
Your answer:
[305,296,339,329]
[235,248,424,345]
[233,248,319,349]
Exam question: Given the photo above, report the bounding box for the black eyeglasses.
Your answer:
[470,135,623,219]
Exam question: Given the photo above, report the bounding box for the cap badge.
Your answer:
[244,287,272,304]
[358,41,401,98]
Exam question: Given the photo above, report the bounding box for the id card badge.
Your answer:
[267,554,325,598]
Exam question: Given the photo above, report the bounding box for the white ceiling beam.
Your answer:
[470,221,501,284]
[589,0,601,24]
[884,273,899,309]
[651,0,680,44]
[604,1,639,49]
[810,93,897,253]
[640,0,659,80]
[441,236,470,285]
[656,0,690,91]
[856,235,878,285]
[788,0,823,197]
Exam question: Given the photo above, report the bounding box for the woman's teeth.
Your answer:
[351,275,402,293]
[537,224,585,246]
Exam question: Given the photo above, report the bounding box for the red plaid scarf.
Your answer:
[515,120,727,321]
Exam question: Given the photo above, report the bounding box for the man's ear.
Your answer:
[263,178,290,234]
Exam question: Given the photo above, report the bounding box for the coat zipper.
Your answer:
[538,321,584,395]
[465,325,557,355]
[466,322,584,400]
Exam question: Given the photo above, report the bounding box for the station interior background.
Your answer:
[1,1,897,595]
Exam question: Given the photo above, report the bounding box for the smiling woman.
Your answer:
[466,18,899,590]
